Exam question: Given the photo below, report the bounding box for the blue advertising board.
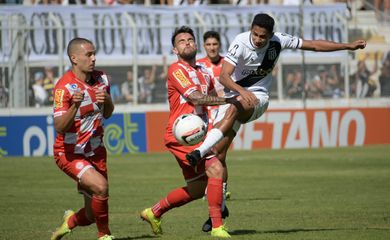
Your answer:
[0,113,146,157]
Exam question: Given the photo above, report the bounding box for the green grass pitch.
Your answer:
[1,145,390,240]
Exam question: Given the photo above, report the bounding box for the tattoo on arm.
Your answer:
[188,91,227,106]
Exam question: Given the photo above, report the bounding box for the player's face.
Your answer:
[251,25,272,49]
[204,37,221,60]
[173,33,197,61]
[73,43,96,73]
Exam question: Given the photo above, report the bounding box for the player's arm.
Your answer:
[219,61,258,105]
[54,91,84,134]
[187,90,235,106]
[301,39,366,52]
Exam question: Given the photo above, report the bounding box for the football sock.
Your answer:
[197,128,224,158]
[222,182,227,211]
[91,196,111,237]
[68,208,94,229]
[207,178,223,228]
[151,187,193,218]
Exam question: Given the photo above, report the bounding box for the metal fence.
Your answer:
[0,4,387,109]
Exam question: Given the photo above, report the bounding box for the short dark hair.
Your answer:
[251,13,275,33]
[67,37,93,58]
[171,26,195,47]
[203,30,220,43]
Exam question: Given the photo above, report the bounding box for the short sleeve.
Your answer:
[225,37,244,67]
[274,32,302,49]
[53,85,71,118]
[168,65,197,98]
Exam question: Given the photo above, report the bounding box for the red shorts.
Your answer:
[166,142,217,183]
[54,147,108,193]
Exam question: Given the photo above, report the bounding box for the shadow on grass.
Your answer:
[230,228,356,236]
[229,197,282,201]
[115,235,157,240]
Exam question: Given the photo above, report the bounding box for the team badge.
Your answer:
[268,47,277,60]
[173,69,191,88]
[54,89,64,108]
[201,85,207,94]
[70,84,78,89]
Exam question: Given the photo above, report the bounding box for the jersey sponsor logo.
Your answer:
[241,68,273,77]
[268,47,278,60]
[173,69,191,88]
[54,89,64,108]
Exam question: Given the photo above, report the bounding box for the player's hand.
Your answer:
[238,89,259,107]
[350,40,367,50]
[95,88,107,104]
[72,91,84,108]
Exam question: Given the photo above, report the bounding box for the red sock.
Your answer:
[151,187,193,218]
[207,178,223,228]
[67,208,94,229]
[91,196,111,237]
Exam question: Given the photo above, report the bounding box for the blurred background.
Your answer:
[0,0,389,108]
[1,0,390,157]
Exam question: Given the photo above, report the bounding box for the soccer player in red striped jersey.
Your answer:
[197,30,231,233]
[140,26,237,238]
[51,38,115,240]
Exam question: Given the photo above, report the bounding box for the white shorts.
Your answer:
[215,91,269,133]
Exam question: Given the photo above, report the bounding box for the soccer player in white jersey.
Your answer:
[186,13,366,178]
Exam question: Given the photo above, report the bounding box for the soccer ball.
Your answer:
[173,113,207,146]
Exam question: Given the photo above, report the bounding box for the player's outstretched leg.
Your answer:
[140,208,162,235]
[51,210,75,240]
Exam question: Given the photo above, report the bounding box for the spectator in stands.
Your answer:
[32,71,49,107]
[285,69,305,99]
[379,51,390,96]
[374,0,390,21]
[43,66,58,105]
[172,0,207,5]
[353,53,378,98]
[152,56,168,103]
[307,66,327,98]
[121,69,136,103]
[231,0,268,4]
[153,0,173,4]
[326,64,344,98]
[138,65,156,103]
[307,65,342,99]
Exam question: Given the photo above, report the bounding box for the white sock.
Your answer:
[197,128,224,158]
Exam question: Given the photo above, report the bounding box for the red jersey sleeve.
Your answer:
[53,80,72,118]
[168,63,198,99]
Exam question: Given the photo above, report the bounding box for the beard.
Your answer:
[180,48,197,61]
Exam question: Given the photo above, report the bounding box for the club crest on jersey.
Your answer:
[201,85,207,94]
[173,69,191,88]
[54,89,64,108]
[70,84,78,89]
[268,47,278,60]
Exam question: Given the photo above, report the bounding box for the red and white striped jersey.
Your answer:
[53,70,111,157]
[164,60,215,146]
[197,56,224,94]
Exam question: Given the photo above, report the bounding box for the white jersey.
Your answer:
[224,31,302,95]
